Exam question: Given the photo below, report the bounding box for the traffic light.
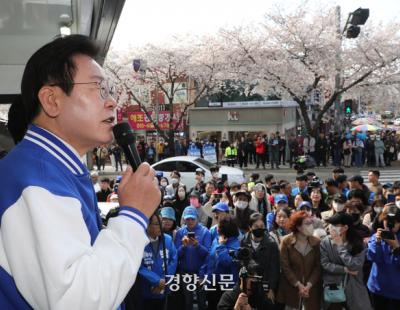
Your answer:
[344,8,369,39]
[346,25,361,39]
[344,100,353,114]
[350,8,369,25]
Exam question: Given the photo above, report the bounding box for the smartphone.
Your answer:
[381,230,395,240]
[387,194,396,204]
[187,232,195,239]
[221,174,228,183]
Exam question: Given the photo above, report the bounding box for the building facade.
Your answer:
[189,101,298,141]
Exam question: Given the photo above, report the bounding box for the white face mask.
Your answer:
[374,207,383,213]
[332,202,345,212]
[302,223,314,236]
[171,178,179,185]
[160,181,168,187]
[235,201,248,210]
[396,201,400,209]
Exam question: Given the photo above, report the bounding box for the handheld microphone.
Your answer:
[113,122,142,171]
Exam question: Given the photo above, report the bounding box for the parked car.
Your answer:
[393,118,400,126]
[151,156,246,189]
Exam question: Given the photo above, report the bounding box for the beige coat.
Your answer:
[277,233,322,310]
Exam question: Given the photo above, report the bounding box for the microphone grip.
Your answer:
[121,144,142,172]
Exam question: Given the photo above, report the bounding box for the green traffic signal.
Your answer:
[346,107,351,113]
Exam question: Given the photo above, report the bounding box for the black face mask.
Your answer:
[252,228,265,238]
[351,213,360,223]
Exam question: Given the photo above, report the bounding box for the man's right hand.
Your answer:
[118,164,161,218]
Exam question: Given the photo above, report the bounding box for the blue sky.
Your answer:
[111,0,400,50]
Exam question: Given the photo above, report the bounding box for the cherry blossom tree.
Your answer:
[219,3,400,135]
[105,36,222,155]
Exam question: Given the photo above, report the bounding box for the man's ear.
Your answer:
[37,86,62,118]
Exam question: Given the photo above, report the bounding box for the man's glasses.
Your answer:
[50,80,116,100]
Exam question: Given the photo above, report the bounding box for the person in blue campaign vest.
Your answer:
[139,213,177,309]
[367,205,400,309]
[203,215,240,310]
[175,206,211,310]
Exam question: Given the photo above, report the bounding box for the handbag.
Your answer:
[323,278,346,303]
[323,238,348,303]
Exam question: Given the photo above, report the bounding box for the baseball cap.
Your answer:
[195,168,205,175]
[183,206,198,220]
[233,190,251,200]
[326,212,354,226]
[160,207,176,221]
[275,194,288,204]
[212,202,230,213]
[298,201,312,210]
[156,171,164,178]
[348,175,364,184]
[189,191,200,199]
[333,193,347,204]
[383,183,393,189]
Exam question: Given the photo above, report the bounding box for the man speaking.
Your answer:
[0,35,160,309]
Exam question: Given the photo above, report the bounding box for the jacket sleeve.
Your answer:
[337,245,366,271]
[138,265,161,287]
[215,244,234,266]
[280,240,300,287]
[1,187,149,310]
[197,230,212,258]
[320,240,346,274]
[167,239,178,276]
[367,234,385,263]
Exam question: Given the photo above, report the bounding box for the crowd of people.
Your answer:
[92,130,399,172]
[94,166,400,310]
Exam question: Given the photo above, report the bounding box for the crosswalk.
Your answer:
[360,169,400,184]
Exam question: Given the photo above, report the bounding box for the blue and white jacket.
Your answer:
[0,124,150,310]
[138,234,177,300]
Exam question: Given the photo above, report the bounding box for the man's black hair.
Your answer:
[264,174,274,183]
[368,170,380,178]
[296,175,308,182]
[336,174,347,184]
[332,167,345,174]
[325,178,338,188]
[8,35,99,144]
[219,215,239,238]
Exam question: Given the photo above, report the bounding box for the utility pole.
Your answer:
[334,5,342,133]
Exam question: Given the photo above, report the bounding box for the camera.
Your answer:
[229,247,252,266]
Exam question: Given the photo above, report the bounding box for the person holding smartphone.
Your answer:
[367,205,400,309]
[174,207,211,310]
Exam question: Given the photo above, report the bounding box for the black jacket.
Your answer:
[240,232,280,291]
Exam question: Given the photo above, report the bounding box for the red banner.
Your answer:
[127,111,184,131]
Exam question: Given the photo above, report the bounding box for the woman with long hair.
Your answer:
[320,212,372,310]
